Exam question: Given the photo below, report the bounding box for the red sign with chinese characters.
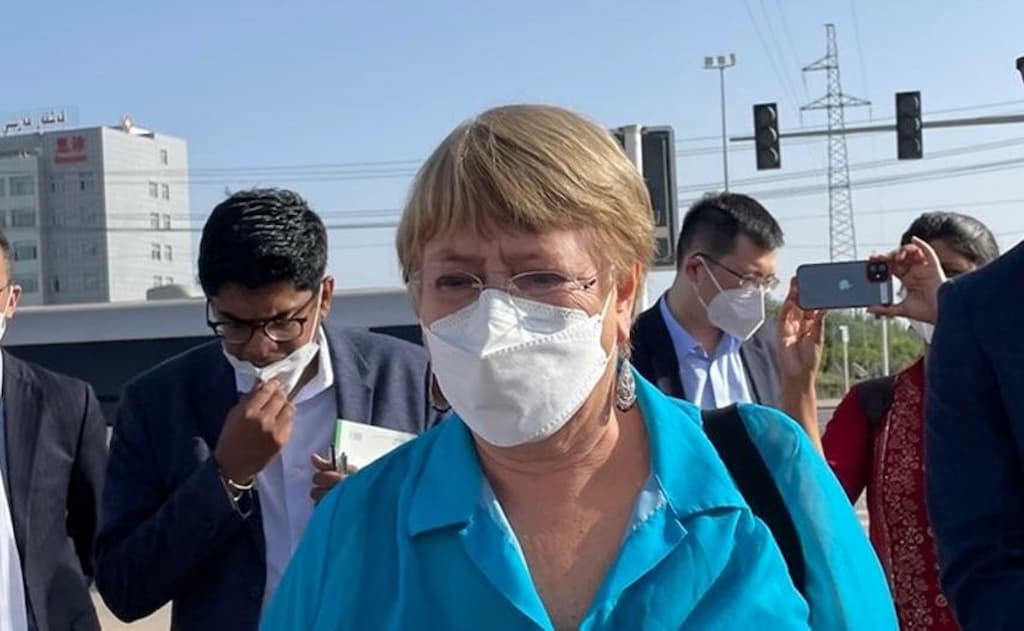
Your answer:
[54,135,87,164]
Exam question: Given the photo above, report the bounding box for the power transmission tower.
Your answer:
[801,23,870,261]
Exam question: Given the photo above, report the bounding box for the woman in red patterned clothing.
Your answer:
[777,212,1000,630]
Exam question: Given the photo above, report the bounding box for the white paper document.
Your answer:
[333,419,415,470]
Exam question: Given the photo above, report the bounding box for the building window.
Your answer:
[10,209,36,228]
[9,176,35,197]
[51,276,61,293]
[0,179,6,196]
[0,211,6,228]
[160,149,169,165]
[84,273,100,290]
[148,182,159,198]
[164,245,173,261]
[12,242,38,261]
[82,241,98,256]
[149,212,160,229]
[165,276,175,285]
[13,274,38,293]
[161,214,171,230]
[161,184,170,200]
[152,275,163,287]
[150,243,162,261]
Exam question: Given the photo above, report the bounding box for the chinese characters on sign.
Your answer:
[54,135,88,165]
[1,108,72,136]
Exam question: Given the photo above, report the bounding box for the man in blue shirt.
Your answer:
[633,193,785,410]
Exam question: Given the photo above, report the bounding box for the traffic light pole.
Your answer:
[618,126,650,315]
[731,111,1024,142]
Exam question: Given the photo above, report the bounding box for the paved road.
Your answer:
[90,401,864,630]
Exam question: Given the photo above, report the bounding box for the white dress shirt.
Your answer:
[0,354,29,631]
[234,329,338,610]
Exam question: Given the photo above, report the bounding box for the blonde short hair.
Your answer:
[396,104,654,282]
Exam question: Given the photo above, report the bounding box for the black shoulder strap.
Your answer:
[703,405,807,595]
[858,376,895,429]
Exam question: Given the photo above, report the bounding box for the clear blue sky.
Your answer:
[5,0,1023,296]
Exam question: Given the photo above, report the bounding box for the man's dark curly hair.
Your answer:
[198,188,328,296]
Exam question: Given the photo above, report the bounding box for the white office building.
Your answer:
[0,117,193,304]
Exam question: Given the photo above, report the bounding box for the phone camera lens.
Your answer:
[867,263,889,282]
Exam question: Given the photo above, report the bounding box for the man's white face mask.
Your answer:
[220,290,323,396]
[694,259,766,341]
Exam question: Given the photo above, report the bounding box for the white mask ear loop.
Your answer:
[692,258,723,311]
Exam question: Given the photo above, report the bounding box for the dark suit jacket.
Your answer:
[94,326,436,631]
[2,351,107,631]
[631,299,782,407]
[925,241,1024,631]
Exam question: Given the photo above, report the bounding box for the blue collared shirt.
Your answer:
[659,295,753,409]
[261,372,897,630]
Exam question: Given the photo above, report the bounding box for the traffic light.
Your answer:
[640,127,678,268]
[610,125,678,268]
[753,103,780,170]
[896,91,922,160]
[611,128,625,151]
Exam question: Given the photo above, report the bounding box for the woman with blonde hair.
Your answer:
[261,104,894,630]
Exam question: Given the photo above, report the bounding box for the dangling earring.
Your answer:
[429,372,451,413]
[615,356,637,412]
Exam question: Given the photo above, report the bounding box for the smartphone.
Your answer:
[796,260,894,310]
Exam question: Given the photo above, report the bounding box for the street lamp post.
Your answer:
[839,325,851,392]
[704,53,736,191]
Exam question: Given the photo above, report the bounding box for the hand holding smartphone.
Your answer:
[795,260,894,310]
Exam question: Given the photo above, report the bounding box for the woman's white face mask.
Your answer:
[422,289,615,448]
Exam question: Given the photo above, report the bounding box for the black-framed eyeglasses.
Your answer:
[697,253,780,291]
[207,292,319,345]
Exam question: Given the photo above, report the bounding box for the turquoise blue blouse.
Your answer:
[261,371,896,630]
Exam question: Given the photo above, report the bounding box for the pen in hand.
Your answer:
[328,443,348,473]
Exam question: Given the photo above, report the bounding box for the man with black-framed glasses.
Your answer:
[95,188,436,631]
[632,192,785,410]
[629,193,881,606]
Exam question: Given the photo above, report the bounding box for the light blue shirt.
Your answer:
[261,372,897,630]
[659,295,753,409]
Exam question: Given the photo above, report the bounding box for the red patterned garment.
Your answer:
[822,359,958,630]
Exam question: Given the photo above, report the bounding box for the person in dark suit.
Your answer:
[925,240,1024,630]
[0,231,107,631]
[94,189,436,630]
[632,193,785,410]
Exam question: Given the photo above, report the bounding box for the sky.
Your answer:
[4,0,1024,300]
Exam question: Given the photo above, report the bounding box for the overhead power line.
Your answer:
[681,155,1024,205]
[677,135,1024,193]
